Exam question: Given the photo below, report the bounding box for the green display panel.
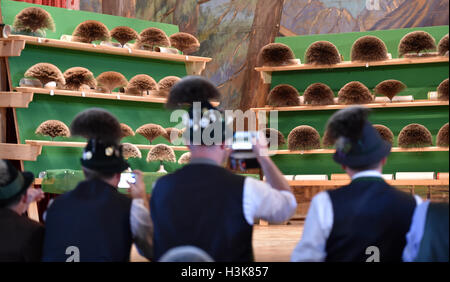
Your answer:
[273,26,449,100]
[2,1,191,175]
[275,26,449,62]
[1,0,179,40]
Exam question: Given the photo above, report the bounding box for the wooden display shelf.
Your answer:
[288,179,449,187]
[0,143,42,161]
[270,147,449,156]
[25,140,188,152]
[0,92,34,108]
[251,100,449,112]
[0,35,211,75]
[13,87,220,106]
[255,56,450,84]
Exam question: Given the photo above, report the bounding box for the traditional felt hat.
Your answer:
[0,160,34,207]
[326,106,391,168]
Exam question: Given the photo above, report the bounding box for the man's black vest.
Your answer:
[42,179,133,262]
[325,177,416,262]
[151,164,253,262]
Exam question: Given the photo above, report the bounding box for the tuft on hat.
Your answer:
[288,126,321,151]
[303,83,335,105]
[63,67,96,91]
[169,32,200,54]
[178,152,191,165]
[126,74,158,96]
[267,84,301,107]
[111,26,139,46]
[147,144,176,163]
[120,123,135,139]
[96,71,128,93]
[264,128,286,148]
[25,63,65,86]
[122,143,142,160]
[398,124,433,148]
[166,76,221,109]
[136,27,170,50]
[374,80,406,101]
[136,124,166,144]
[164,128,182,143]
[437,123,449,147]
[35,120,70,139]
[257,43,296,67]
[437,78,449,101]
[338,81,373,105]
[438,34,449,56]
[70,108,122,143]
[373,124,394,145]
[72,20,110,43]
[398,31,436,57]
[13,7,55,33]
[351,36,388,62]
[305,41,341,65]
[326,106,391,168]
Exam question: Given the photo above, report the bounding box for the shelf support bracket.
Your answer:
[0,92,34,108]
[186,61,206,76]
[0,143,42,161]
[0,39,26,57]
[260,71,272,84]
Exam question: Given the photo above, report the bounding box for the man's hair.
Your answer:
[0,160,26,209]
[82,167,117,181]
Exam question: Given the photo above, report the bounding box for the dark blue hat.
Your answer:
[326,106,392,168]
[81,139,129,174]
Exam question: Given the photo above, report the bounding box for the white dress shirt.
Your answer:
[291,170,423,262]
[402,200,430,262]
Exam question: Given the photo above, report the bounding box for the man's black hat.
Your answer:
[70,108,129,174]
[326,106,391,168]
[0,160,34,207]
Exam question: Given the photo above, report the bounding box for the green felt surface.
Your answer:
[2,1,190,176]
[273,26,449,100]
[1,0,179,40]
[40,169,260,195]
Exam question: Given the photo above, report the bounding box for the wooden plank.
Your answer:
[0,92,34,108]
[289,179,449,187]
[14,87,220,106]
[0,36,212,63]
[251,100,449,112]
[0,143,41,161]
[0,39,25,57]
[25,140,189,151]
[255,56,449,73]
[271,147,449,155]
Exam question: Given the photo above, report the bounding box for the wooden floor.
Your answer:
[131,223,304,262]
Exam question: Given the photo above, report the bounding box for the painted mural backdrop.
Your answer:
[78,0,449,109]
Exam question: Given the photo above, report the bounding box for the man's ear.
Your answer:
[20,193,28,204]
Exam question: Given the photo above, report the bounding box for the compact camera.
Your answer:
[229,131,260,171]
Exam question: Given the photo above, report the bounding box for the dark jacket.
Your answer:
[0,208,45,262]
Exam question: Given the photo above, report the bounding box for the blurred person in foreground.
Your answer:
[42,108,153,262]
[291,106,422,262]
[150,76,297,262]
[0,160,45,261]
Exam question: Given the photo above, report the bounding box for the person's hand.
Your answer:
[252,131,269,159]
[26,188,45,205]
[128,170,146,200]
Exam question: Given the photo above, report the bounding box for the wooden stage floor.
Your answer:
[131,223,304,262]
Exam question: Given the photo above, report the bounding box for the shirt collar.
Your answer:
[351,170,383,180]
[189,157,220,167]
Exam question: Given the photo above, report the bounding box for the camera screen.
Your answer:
[118,172,136,189]
[232,131,258,150]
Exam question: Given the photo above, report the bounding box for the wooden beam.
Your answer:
[279,25,297,37]
[1,36,211,63]
[25,140,189,151]
[289,179,449,187]
[255,56,449,73]
[251,100,449,112]
[270,147,449,155]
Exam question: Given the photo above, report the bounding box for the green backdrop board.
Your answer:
[273,26,449,100]
[1,0,192,176]
[264,26,449,177]
[1,0,179,40]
